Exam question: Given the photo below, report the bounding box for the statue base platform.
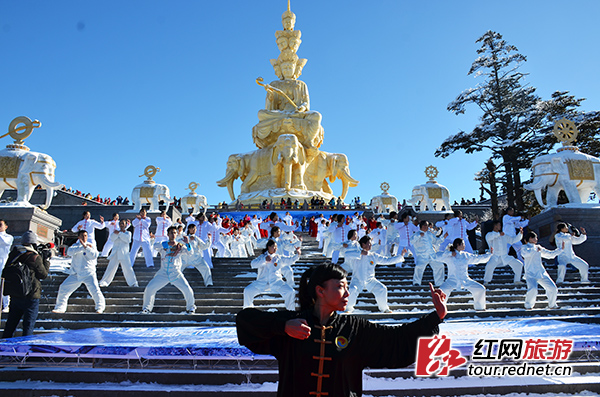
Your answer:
[528,204,600,264]
[0,206,62,245]
[235,188,335,206]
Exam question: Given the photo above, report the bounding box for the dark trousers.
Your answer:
[2,297,39,338]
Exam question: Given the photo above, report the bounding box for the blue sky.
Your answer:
[1,1,598,206]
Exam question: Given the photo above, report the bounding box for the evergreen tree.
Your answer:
[435,31,543,210]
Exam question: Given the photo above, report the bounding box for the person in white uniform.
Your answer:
[154,211,173,250]
[446,210,478,253]
[229,227,250,258]
[72,211,105,248]
[484,220,524,285]
[327,214,352,264]
[502,208,529,260]
[250,215,262,240]
[554,223,589,284]
[437,238,491,311]
[369,222,387,256]
[53,230,105,314]
[100,213,120,257]
[99,219,138,288]
[282,212,294,227]
[435,213,454,254]
[194,213,215,269]
[410,220,446,286]
[521,231,562,309]
[392,213,419,258]
[0,220,15,311]
[184,224,213,287]
[339,229,360,274]
[142,226,196,314]
[212,219,232,258]
[243,239,300,310]
[344,236,406,313]
[129,209,154,267]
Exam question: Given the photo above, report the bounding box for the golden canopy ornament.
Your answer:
[425,165,439,181]
[139,165,160,182]
[553,118,578,146]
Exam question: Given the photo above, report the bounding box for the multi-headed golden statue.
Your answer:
[218,1,358,205]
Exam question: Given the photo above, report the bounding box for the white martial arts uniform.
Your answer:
[316,221,327,248]
[250,217,262,240]
[393,222,419,257]
[435,219,453,253]
[446,217,478,253]
[502,214,529,259]
[339,240,360,274]
[229,234,249,258]
[484,231,524,284]
[99,230,138,287]
[282,213,294,226]
[410,230,445,286]
[194,221,215,268]
[213,225,232,258]
[327,223,352,264]
[521,243,561,309]
[554,232,589,283]
[100,219,119,257]
[0,230,14,310]
[185,235,213,287]
[344,250,405,312]
[241,226,257,254]
[143,240,196,313]
[154,216,173,248]
[369,228,387,256]
[130,216,154,267]
[437,250,491,311]
[54,241,105,313]
[72,219,106,247]
[243,251,299,310]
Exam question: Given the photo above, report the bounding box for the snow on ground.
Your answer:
[0,373,598,394]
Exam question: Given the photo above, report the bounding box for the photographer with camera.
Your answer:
[1,230,50,338]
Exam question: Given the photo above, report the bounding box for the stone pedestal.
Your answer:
[528,205,600,264]
[0,206,62,245]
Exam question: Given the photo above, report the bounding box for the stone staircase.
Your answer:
[1,234,599,396]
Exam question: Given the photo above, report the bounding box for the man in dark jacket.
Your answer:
[2,231,50,338]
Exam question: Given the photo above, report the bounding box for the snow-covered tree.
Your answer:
[435,31,542,211]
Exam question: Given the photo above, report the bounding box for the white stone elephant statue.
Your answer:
[304,151,359,200]
[181,193,208,214]
[524,149,600,208]
[131,182,171,212]
[0,148,64,210]
[407,182,452,212]
[370,194,398,214]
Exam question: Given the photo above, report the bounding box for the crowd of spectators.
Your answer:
[61,187,130,206]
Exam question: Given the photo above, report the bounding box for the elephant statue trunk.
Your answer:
[339,168,359,201]
[39,174,64,210]
[524,177,548,208]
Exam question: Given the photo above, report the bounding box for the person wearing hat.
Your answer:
[2,230,50,338]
